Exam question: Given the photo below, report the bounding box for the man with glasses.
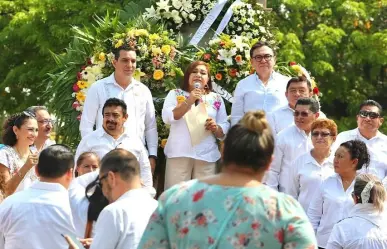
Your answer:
[231,41,290,125]
[265,97,320,192]
[267,76,326,135]
[26,106,56,151]
[80,45,158,173]
[75,98,153,190]
[65,149,157,249]
[331,99,387,180]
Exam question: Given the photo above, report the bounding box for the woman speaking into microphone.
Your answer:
[162,61,230,190]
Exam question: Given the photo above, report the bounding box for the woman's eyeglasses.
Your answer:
[358,110,380,119]
[311,131,331,138]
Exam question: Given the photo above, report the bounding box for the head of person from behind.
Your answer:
[293,97,320,133]
[35,144,74,189]
[97,148,142,203]
[250,41,276,79]
[352,174,386,213]
[334,140,370,176]
[76,152,100,177]
[26,106,54,141]
[311,119,337,150]
[102,98,128,138]
[2,111,38,147]
[285,76,312,109]
[221,111,274,181]
[112,44,137,79]
[356,100,384,138]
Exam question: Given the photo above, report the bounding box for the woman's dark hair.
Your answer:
[354,174,386,212]
[340,140,370,170]
[181,61,213,93]
[85,177,109,222]
[75,152,100,177]
[2,112,36,146]
[222,111,274,172]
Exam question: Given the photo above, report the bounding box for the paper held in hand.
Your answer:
[184,103,212,146]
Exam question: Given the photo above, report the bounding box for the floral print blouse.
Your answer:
[139,179,317,249]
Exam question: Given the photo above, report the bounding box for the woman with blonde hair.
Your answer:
[139,111,317,249]
[326,174,387,248]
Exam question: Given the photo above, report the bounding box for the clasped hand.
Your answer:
[205,118,218,133]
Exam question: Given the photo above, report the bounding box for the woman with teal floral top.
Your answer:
[162,61,230,190]
[139,111,317,249]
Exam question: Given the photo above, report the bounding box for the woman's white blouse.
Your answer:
[286,151,335,212]
[307,174,355,248]
[326,204,387,249]
[162,89,230,162]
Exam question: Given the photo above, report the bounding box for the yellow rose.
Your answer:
[76,92,86,103]
[77,81,89,89]
[149,34,160,41]
[152,46,162,57]
[115,39,124,48]
[98,52,106,62]
[153,70,164,80]
[161,45,171,55]
[176,95,186,104]
[291,65,303,76]
[160,139,168,148]
[135,29,149,37]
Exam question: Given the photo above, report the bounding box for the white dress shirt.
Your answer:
[75,128,153,188]
[230,72,290,126]
[90,188,158,249]
[0,182,76,249]
[287,151,335,212]
[267,105,327,135]
[264,124,313,191]
[307,174,355,248]
[162,90,230,162]
[326,204,387,249]
[80,73,158,156]
[331,128,387,180]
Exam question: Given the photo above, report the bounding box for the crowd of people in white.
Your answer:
[0,41,387,249]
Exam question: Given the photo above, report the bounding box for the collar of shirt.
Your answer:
[255,71,275,86]
[105,73,141,92]
[30,181,67,193]
[304,150,333,167]
[96,127,130,140]
[355,128,386,142]
[294,125,310,138]
[335,173,356,189]
[349,203,385,227]
[116,188,150,202]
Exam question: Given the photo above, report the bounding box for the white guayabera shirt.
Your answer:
[80,73,158,156]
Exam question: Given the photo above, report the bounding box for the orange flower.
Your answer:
[215,73,223,81]
[203,53,211,61]
[353,19,359,28]
[229,68,238,78]
[160,139,168,148]
[365,20,371,30]
[235,55,242,63]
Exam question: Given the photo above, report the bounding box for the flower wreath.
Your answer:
[289,61,322,101]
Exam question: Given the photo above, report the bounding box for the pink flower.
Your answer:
[72,83,80,92]
[76,114,82,121]
[76,72,82,80]
[72,102,79,110]
[214,101,221,110]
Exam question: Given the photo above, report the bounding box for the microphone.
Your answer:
[194,82,201,106]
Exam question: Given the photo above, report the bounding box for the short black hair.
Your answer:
[100,149,140,181]
[340,140,370,170]
[286,76,312,91]
[295,97,320,113]
[250,41,275,58]
[112,44,137,60]
[102,98,127,116]
[359,100,383,114]
[37,144,74,178]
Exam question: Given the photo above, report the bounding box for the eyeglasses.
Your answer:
[311,131,331,137]
[358,110,380,119]
[37,119,56,125]
[252,54,273,62]
[96,173,109,188]
[294,111,312,117]
[14,111,36,125]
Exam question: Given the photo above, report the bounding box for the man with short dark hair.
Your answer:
[66,149,158,249]
[0,145,76,249]
[331,99,387,179]
[75,98,153,190]
[265,97,320,191]
[26,105,56,150]
[267,76,327,134]
[80,45,158,172]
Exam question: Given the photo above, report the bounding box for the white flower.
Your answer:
[181,0,193,13]
[245,50,250,60]
[247,17,254,23]
[233,16,239,22]
[189,13,196,21]
[243,24,250,30]
[157,0,172,12]
[231,36,249,51]
[172,0,182,9]
[143,6,160,19]
[4,87,10,93]
[209,38,221,46]
[181,11,188,19]
[218,48,237,65]
[237,26,242,31]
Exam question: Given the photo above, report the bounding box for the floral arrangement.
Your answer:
[71,28,183,119]
[225,0,274,44]
[143,0,219,29]
[197,34,257,93]
[289,61,322,100]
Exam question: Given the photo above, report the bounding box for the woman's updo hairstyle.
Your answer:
[222,111,274,172]
[1,112,36,146]
[340,140,370,170]
[354,174,386,213]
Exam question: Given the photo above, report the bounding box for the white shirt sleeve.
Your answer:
[326,224,344,249]
[139,145,153,189]
[90,209,121,249]
[144,88,158,156]
[216,96,230,136]
[286,160,300,199]
[161,90,179,124]
[74,137,89,164]
[80,84,100,138]
[307,184,324,232]
[264,137,284,190]
[266,112,278,135]
[230,82,244,126]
